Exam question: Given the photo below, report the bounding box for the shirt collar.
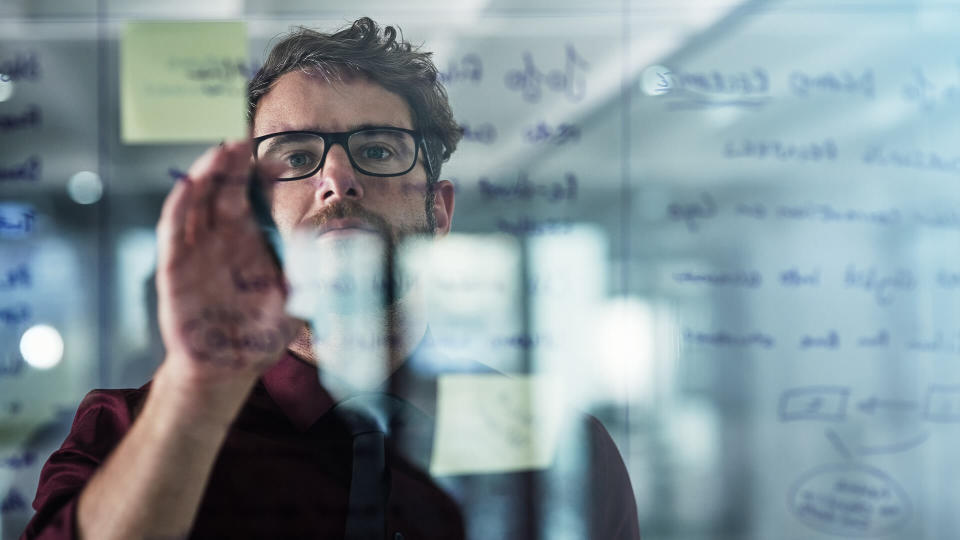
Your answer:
[261,332,442,432]
[261,351,337,432]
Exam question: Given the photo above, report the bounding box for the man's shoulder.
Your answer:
[65,382,153,441]
[81,382,151,412]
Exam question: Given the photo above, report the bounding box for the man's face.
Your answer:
[252,70,454,243]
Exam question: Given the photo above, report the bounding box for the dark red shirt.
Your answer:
[21,341,640,539]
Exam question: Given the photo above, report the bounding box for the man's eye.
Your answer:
[360,145,393,160]
[285,152,313,168]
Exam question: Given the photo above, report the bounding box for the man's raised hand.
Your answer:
[155,141,299,387]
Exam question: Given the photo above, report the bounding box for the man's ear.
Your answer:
[431,180,455,236]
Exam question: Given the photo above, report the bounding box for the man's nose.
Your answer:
[318,143,364,203]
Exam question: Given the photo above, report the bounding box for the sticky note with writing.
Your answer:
[121,21,248,143]
[431,374,561,476]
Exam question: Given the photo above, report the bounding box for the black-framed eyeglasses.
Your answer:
[252,127,427,181]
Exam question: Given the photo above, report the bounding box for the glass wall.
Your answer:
[3,1,960,538]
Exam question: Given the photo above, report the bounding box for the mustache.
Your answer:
[305,201,394,239]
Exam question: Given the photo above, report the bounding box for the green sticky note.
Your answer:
[121,21,248,143]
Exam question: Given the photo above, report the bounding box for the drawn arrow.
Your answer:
[857,397,918,415]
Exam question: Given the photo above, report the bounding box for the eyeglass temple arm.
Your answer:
[422,136,441,181]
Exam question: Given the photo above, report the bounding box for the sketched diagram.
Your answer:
[786,462,911,538]
[776,385,959,537]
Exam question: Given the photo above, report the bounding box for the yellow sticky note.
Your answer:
[431,374,562,476]
[121,21,248,143]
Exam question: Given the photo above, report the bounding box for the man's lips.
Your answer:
[315,218,378,236]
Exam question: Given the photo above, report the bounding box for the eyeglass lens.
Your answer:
[257,129,417,179]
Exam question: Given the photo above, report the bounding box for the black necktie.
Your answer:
[336,394,397,540]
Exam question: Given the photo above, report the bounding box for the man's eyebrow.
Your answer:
[351,122,410,131]
[259,123,413,137]
[301,123,410,132]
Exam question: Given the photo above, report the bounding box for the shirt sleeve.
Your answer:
[19,389,139,540]
[586,415,642,540]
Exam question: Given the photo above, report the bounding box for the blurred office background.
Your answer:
[3,0,960,538]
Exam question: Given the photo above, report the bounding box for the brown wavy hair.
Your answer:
[247,17,461,184]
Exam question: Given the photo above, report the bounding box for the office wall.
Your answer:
[3,1,960,538]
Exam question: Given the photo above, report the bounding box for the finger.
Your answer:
[186,143,223,179]
[157,178,194,258]
[248,152,287,273]
[211,141,254,224]
[253,156,286,206]
[187,143,233,232]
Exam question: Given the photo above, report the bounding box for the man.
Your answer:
[22,17,640,539]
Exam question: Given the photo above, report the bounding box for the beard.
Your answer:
[285,195,433,321]
[284,198,434,387]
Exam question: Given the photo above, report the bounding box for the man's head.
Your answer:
[247,18,461,243]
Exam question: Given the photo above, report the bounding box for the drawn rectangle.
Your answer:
[778,386,849,422]
[923,385,960,423]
